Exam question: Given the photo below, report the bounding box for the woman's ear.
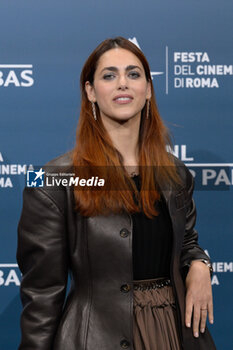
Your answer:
[85,81,96,102]
[146,81,152,100]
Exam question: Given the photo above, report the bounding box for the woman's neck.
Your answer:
[101,113,141,168]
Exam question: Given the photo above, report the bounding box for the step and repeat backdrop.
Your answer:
[0,0,232,349]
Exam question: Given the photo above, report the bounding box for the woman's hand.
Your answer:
[185,259,214,338]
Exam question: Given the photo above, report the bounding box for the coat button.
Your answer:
[120,284,131,293]
[120,228,129,238]
[120,339,130,348]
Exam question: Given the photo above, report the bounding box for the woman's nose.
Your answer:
[118,74,128,90]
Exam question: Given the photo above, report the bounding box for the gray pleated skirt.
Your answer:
[133,277,182,350]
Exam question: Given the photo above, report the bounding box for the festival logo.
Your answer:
[0,152,32,188]
[128,37,164,80]
[173,51,233,90]
[128,37,233,94]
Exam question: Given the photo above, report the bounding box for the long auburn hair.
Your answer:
[72,37,181,218]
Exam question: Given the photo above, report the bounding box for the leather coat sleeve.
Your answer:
[180,168,212,279]
[16,187,68,350]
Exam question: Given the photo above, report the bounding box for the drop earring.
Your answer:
[91,101,97,120]
[146,99,150,119]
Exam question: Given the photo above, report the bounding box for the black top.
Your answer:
[131,175,173,280]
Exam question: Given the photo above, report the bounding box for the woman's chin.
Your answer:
[101,112,141,124]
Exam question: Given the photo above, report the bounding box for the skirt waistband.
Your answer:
[133,277,171,291]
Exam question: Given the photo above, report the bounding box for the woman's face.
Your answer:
[85,48,151,123]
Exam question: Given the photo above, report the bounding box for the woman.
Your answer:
[17,37,216,349]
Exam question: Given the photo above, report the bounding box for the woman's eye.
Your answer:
[103,73,115,80]
[129,71,140,79]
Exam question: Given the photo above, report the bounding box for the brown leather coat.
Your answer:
[17,152,216,350]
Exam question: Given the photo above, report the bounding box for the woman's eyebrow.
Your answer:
[100,65,142,74]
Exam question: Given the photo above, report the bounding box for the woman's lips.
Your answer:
[113,95,133,104]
